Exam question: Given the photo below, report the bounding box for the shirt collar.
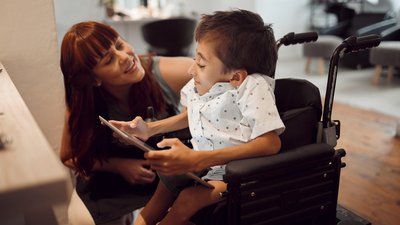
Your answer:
[197,82,235,101]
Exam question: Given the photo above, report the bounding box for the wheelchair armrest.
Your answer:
[223,143,335,183]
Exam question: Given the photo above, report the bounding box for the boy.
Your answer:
[112,9,285,225]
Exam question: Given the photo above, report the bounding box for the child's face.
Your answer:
[188,40,233,96]
[92,37,145,88]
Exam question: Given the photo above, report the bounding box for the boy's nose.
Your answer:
[188,63,196,77]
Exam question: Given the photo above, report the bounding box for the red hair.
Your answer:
[60,21,166,177]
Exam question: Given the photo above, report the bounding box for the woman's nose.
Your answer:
[118,51,131,64]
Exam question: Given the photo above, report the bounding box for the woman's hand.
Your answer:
[109,116,150,142]
[110,158,156,184]
[145,138,199,176]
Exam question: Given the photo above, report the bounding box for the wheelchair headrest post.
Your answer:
[322,43,346,128]
[322,34,381,128]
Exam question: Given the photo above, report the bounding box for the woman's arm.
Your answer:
[60,109,75,169]
[146,131,281,175]
[158,57,193,96]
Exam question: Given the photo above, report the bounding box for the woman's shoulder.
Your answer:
[139,54,156,68]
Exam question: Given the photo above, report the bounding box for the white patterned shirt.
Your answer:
[180,73,285,180]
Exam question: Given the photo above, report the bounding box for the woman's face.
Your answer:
[188,40,232,96]
[92,37,145,88]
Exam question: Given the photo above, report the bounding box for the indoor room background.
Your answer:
[0,0,399,224]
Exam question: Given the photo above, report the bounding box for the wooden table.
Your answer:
[0,62,69,224]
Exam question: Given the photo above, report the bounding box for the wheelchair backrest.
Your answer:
[274,78,322,151]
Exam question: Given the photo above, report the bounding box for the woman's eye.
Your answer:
[105,56,113,65]
[116,42,124,50]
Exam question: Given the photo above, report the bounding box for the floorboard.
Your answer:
[333,101,400,225]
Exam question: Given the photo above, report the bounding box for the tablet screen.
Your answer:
[99,116,154,152]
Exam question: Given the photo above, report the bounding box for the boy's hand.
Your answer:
[109,116,150,142]
[145,138,198,175]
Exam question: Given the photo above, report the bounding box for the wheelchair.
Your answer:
[185,33,381,225]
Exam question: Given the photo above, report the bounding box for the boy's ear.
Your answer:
[229,70,247,87]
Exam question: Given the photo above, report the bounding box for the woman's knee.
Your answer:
[68,189,95,225]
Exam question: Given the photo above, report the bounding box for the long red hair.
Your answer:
[60,21,166,177]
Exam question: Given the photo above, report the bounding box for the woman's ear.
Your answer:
[94,78,102,87]
[229,70,247,87]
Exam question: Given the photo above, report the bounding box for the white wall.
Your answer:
[256,0,310,59]
[0,0,64,152]
[54,0,105,48]
[53,0,310,59]
[53,0,257,49]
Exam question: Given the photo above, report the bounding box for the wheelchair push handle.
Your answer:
[322,34,381,132]
[277,32,318,49]
[343,34,381,53]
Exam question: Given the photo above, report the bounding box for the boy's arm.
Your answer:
[148,108,188,136]
[110,107,188,141]
[147,130,281,175]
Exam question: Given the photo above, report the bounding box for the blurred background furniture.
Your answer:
[141,17,196,56]
[311,0,397,69]
[303,35,342,75]
[369,41,400,85]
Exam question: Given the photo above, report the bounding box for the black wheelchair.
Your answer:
[184,32,381,225]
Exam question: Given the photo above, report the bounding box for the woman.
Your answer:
[59,21,192,225]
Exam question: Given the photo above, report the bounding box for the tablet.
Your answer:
[99,116,214,189]
[99,115,154,152]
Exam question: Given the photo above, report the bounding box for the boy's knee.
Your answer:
[170,189,199,218]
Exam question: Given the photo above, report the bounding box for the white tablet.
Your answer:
[99,116,214,189]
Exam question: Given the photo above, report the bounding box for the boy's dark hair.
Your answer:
[195,9,277,77]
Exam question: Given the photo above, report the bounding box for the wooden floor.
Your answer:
[332,101,400,225]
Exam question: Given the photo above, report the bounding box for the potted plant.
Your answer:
[98,0,116,17]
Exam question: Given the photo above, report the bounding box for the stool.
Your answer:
[369,41,400,85]
[303,35,342,75]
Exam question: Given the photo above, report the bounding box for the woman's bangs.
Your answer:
[77,25,118,69]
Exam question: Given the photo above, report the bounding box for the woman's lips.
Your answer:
[125,59,136,73]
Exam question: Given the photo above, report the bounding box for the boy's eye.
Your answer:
[193,58,205,69]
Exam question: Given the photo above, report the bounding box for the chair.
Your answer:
[191,34,382,225]
[319,12,393,69]
[303,35,342,75]
[141,17,196,56]
[369,25,400,85]
[192,78,345,225]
